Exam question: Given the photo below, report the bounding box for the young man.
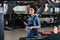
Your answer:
[24,5,41,37]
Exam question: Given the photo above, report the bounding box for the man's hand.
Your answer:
[23,22,28,26]
[28,27,33,29]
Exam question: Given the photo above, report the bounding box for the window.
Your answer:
[55,7,60,13]
[50,8,53,12]
[0,4,3,13]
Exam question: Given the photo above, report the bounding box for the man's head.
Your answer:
[29,5,37,15]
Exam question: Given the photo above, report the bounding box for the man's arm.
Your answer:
[23,22,28,26]
[29,26,40,29]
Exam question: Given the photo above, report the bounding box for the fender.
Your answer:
[47,0,60,7]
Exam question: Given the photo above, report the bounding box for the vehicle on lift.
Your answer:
[4,0,60,28]
[40,17,54,27]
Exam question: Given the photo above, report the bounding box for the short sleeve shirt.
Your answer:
[27,14,41,37]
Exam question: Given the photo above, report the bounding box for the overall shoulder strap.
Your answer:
[33,15,38,26]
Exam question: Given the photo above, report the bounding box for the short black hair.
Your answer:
[30,4,37,13]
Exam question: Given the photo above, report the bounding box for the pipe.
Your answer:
[37,5,45,14]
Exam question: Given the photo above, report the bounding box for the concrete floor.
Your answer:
[4,27,54,40]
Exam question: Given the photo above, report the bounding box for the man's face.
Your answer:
[29,8,35,14]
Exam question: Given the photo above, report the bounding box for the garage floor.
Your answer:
[4,27,54,40]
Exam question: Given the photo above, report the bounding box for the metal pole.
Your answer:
[0,2,4,40]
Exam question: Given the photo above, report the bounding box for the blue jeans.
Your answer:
[27,29,39,37]
[0,13,4,40]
